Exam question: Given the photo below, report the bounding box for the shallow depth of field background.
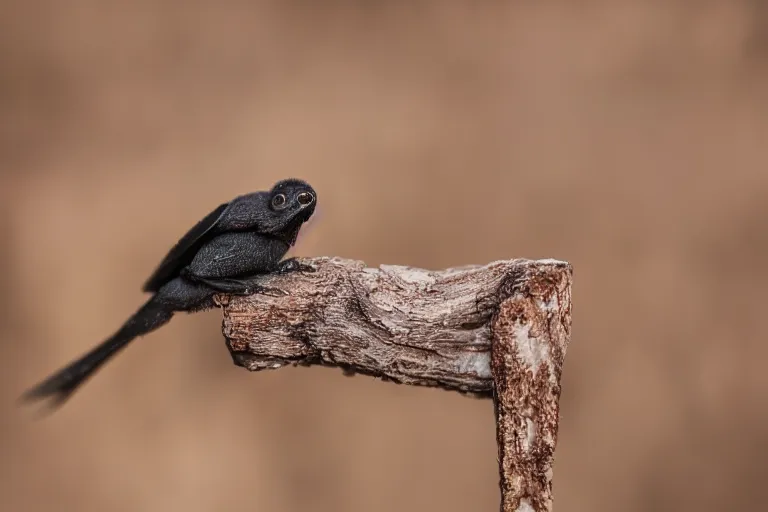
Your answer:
[2,2,768,511]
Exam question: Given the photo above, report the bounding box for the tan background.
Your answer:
[2,1,768,511]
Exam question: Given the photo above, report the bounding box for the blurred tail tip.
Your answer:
[18,386,45,404]
[17,381,74,415]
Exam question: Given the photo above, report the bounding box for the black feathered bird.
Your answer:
[21,178,317,409]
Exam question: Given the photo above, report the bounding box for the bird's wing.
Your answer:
[142,201,231,292]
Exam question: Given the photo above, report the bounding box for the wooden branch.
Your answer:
[215,256,573,512]
[490,259,572,512]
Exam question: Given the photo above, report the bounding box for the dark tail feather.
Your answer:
[20,297,175,410]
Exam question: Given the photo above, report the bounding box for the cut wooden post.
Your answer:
[216,256,572,511]
[490,260,572,512]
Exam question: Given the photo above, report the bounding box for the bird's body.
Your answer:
[22,178,317,409]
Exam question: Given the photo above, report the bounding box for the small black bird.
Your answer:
[21,178,317,409]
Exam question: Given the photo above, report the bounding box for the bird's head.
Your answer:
[259,178,317,244]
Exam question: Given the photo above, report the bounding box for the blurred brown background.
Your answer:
[2,1,768,511]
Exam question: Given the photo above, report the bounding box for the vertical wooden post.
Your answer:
[491,262,573,511]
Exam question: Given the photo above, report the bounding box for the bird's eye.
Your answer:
[297,192,314,205]
[271,194,287,208]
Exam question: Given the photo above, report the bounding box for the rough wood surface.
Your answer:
[490,260,572,512]
[215,256,572,512]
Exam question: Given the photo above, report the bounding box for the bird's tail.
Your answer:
[20,297,175,409]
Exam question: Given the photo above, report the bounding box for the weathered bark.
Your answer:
[215,256,572,512]
[490,259,572,512]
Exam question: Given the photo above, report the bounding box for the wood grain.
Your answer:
[215,256,573,512]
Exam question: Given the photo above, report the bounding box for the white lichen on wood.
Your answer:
[214,255,573,512]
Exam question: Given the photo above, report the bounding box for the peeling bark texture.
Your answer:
[216,256,572,511]
[490,259,572,512]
